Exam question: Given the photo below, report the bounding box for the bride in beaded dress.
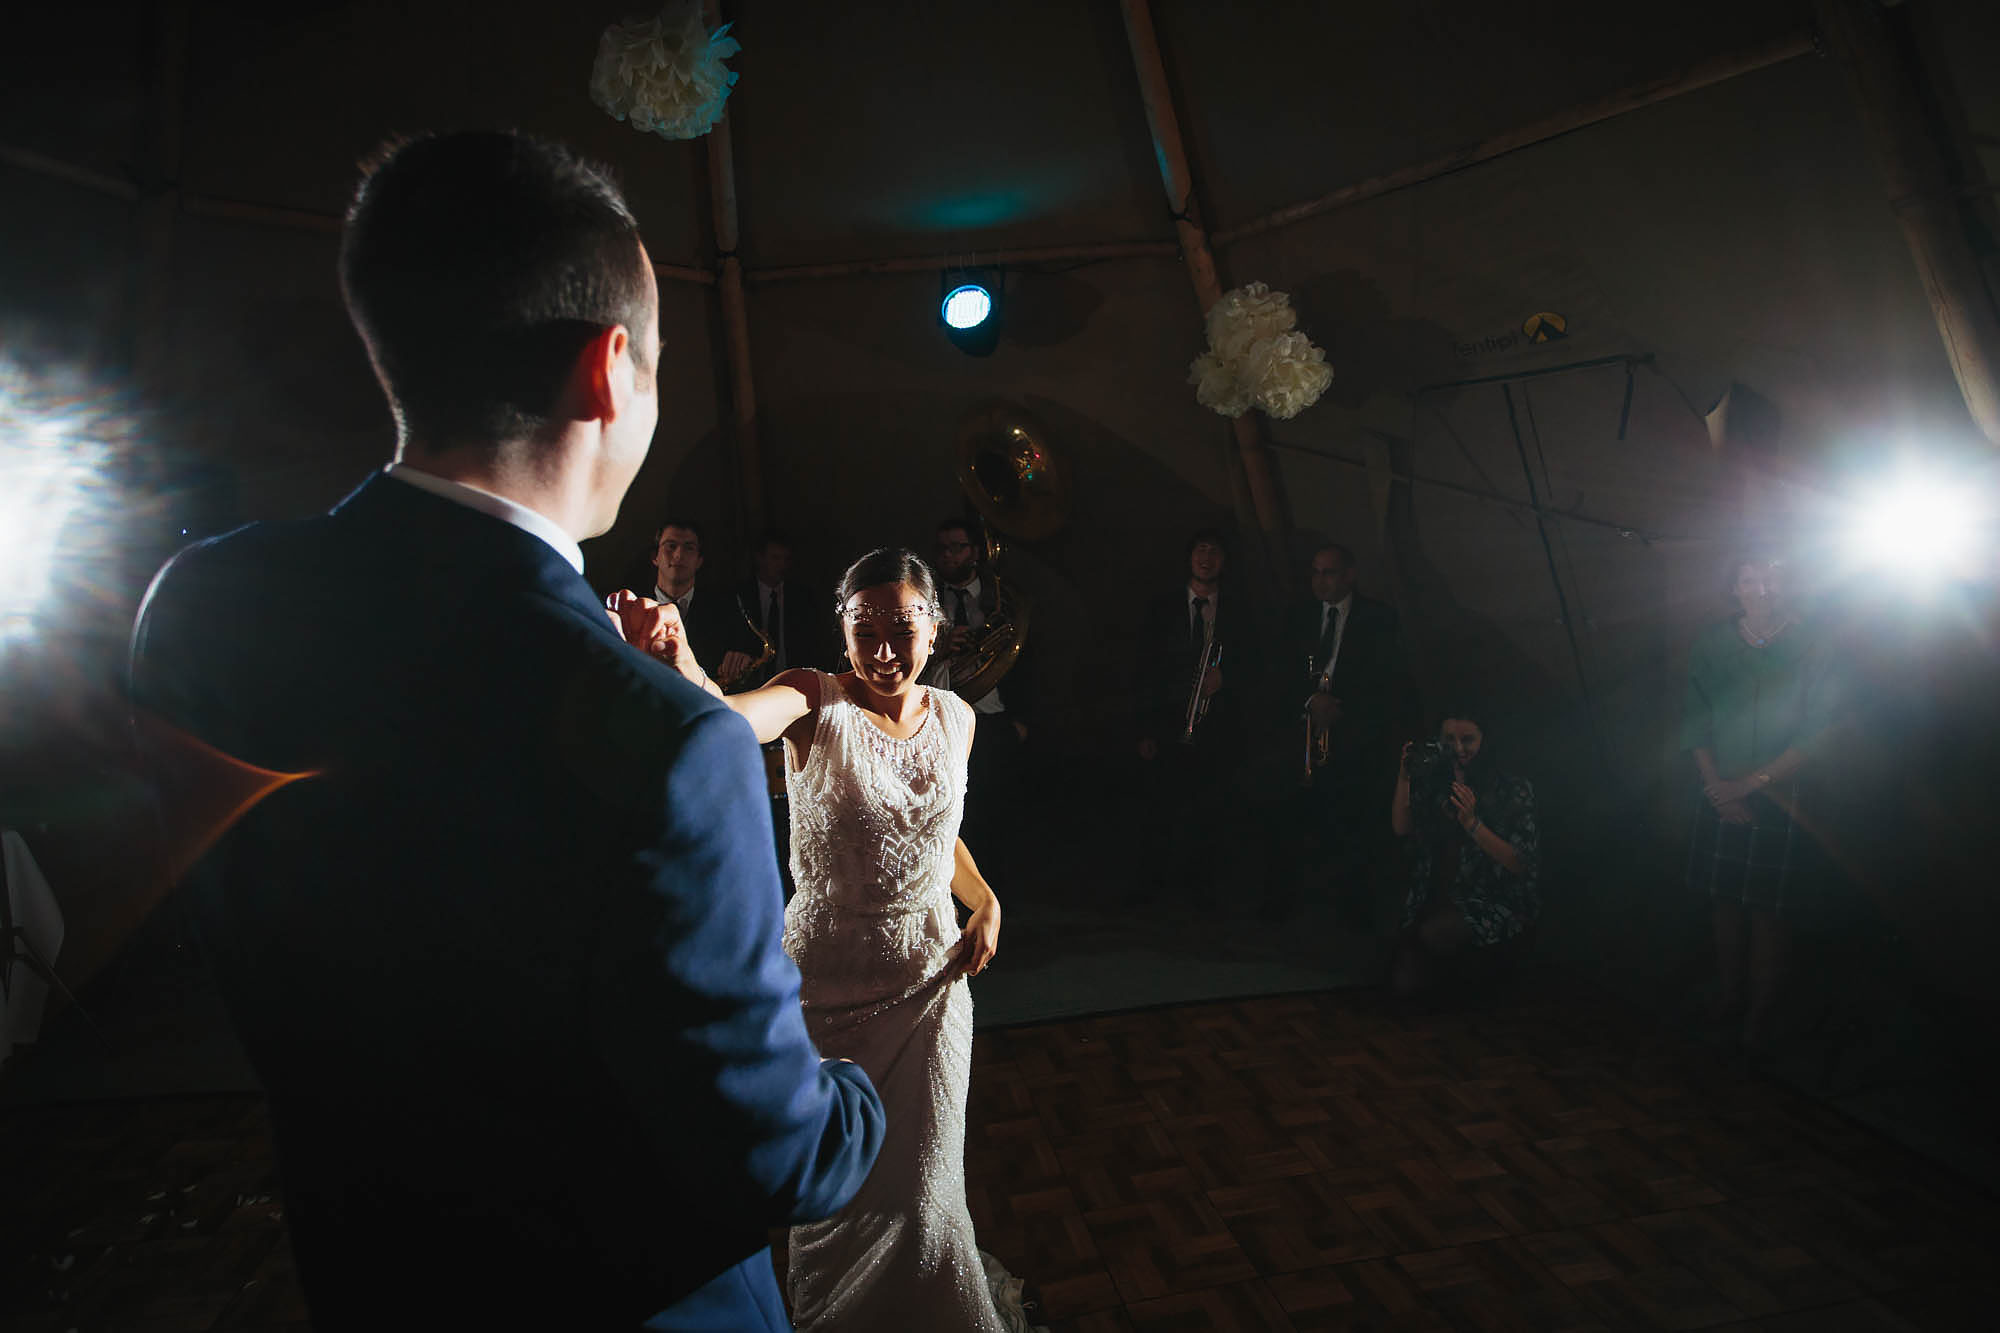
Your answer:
[622,547,1042,1332]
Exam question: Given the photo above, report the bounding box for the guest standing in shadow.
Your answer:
[1274,542,1409,925]
[1682,554,1840,1055]
[924,518,1035,884]
[649,517,764,687]
[1129,529,1254,910]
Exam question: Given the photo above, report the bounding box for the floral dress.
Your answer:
[1400,771,1540,946]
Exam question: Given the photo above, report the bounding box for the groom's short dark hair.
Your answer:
[339,130,657,450]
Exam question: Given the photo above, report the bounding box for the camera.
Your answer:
[1406,739,1458,808]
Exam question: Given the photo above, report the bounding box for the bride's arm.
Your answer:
[697,668,819,745]
[948,839,1000,977]
[948,716,1000,977]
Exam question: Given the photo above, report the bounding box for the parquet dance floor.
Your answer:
[5,983,1995,1330]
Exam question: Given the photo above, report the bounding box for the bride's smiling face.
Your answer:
[841,581,940,697]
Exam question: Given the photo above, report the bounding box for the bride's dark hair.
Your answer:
[835,547,943,619]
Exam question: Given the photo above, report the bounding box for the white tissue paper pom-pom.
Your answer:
[590,2,741,142]
[1190,351,1252,417]
[1185,281,1333,420]
[1255,335,1335,420]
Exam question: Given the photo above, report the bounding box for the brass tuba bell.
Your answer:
[930,404,1069,703]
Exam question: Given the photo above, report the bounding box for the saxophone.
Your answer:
[717,596,776,690]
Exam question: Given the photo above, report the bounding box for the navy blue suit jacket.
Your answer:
[130,474,882,1330]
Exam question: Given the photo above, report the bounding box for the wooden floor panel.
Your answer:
[7,983,1997,1331]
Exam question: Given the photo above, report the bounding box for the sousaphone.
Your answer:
[939,403,1070,702]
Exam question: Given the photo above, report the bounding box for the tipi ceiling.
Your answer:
[7,0,1829,267]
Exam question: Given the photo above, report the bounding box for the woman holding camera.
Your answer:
[1390,707,1540,996]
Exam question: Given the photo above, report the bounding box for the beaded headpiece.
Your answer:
[838,598,943,627]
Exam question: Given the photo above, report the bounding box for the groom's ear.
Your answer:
[571,324,634,423]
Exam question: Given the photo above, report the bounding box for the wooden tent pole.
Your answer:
[1814,0,2000,446]
[703,2,766,533]
[1117,0,1291,565]
[1213,31,1815,247]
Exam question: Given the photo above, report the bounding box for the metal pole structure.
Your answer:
[704,0,766,536]
[1118,0,1291,567]
[1815,0,2000,446]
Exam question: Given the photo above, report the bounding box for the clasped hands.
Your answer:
[1702,774,1760,825]
[604,590,754,683]
[605,589,693,672]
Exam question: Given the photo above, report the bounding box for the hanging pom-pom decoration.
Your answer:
[590,2,742,142]
[1188,282,1333,420]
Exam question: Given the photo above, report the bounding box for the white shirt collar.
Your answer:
[385,463,584,575]
[655,584,695,609]
[949,575,981,599]
[1187,584,1218,606]
[1324,592,1353,617]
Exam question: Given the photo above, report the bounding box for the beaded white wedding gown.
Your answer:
[780,672,1042,1332]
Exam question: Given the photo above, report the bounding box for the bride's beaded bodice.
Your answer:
[785,673,970,918]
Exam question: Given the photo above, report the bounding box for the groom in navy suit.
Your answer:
[129,132,882,1330]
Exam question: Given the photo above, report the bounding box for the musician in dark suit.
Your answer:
[925,518,1036,873]
[1270,542,1410,924]
[129,131,882,1332]
[649,516,764,686]
[1129,528,1253,909]
[731,529,824,898]
[732,529,829,684]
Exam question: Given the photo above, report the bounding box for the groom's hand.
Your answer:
[605,590,697,676]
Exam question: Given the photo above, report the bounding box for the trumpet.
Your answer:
[1180,638,1222,744]
[1302,655,1330,783]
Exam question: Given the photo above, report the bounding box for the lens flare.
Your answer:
[0,353,141,657]
[1847,465,1992,583]
[135,711,323,885]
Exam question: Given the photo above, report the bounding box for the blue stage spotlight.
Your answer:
[942,284,991,329]
[939,269,1001,356]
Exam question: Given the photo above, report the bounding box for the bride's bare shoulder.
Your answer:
[771,667,827,708]
[929,685,975,729]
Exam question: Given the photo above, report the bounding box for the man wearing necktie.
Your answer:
[733,529,827,688]
[1270,542,1409,925]
[925,519,1033,874]
[1128,528,1246,910]
[729,529,825,897]
[650,517,763,685]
